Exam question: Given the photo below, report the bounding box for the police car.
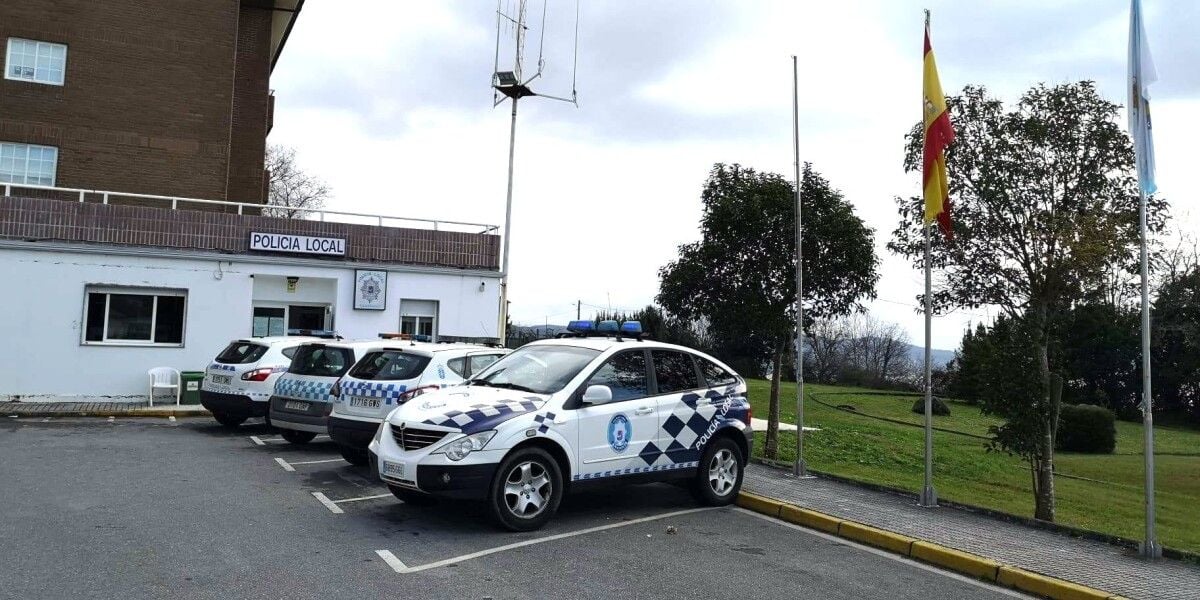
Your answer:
[268,340,381,444]
[200,337,316,427]
[327,343,508,466]
[368,320,752,531]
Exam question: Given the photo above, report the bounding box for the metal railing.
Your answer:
[1,183,499,235]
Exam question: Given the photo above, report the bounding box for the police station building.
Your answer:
[0,1,502,402]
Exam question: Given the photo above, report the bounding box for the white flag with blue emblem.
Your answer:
[1128,0,1157,195]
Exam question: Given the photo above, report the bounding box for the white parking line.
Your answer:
[376,506,717,574]
[274,457,295,472]
[312,491,345,514]
[375,550,408,572]
[249,435,267,446]
[250,434,330,446]
[288,458,345,466]
[334,493,392,504]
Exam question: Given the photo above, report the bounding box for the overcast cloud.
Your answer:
[269,0,1199,350]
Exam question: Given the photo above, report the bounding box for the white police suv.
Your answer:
[368,320,752,531]
[200,337,316,428]
[268,340,380,444]
[328,343,508,466]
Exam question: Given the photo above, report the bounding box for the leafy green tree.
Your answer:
[889,82,1166,522]
[659,163,879,458]
[1154,266,1200,422]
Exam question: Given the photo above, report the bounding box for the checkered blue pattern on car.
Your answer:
[209,363,237,372]
[572,461,699,481]
[336,380,410,405]
[421,398,542,434]
[273,377,335,402]
[532,411,556,434]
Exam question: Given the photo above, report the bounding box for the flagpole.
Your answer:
[920,8,938,509]
[1139,183,1159,557]
[791,54,807,478]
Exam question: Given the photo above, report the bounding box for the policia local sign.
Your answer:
[249,232,346,256]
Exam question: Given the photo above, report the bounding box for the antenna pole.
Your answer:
[498,96,519,345]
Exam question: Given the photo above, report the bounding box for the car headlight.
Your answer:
[435,430,496,461]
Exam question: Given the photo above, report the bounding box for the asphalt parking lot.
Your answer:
[0,417,1030,599]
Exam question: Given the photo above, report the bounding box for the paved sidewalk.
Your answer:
[743,463,1200,600]
[2,401,209,417]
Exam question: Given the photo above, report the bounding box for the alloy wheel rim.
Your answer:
[503,460,551,519]
[708,449,738,496]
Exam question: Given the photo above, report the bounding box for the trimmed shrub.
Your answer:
[1056,404,1117,454]
[911,396,951,416]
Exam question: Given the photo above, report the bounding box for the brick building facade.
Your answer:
[0,0,302,203]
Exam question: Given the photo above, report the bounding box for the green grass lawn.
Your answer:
[746,380,1200,553]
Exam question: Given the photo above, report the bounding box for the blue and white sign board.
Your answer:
[249,232,346,256]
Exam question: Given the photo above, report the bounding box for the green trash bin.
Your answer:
[180,371,205,405]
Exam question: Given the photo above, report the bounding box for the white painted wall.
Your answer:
[0,247,501,402]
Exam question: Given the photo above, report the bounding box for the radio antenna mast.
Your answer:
[492,0,581,344]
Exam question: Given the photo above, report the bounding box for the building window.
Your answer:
[83,288,187,346]
[0,142,58,186]
[399,299,438,341]
[5,38,66,85]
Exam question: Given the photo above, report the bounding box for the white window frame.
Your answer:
[5,38,67,86]
[0,142,58,186]
[82,286,188,347]
[399,299,439,342]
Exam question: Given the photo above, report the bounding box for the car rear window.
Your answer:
[288,345,356,378]
[698,357,738,387]
[215,342,268,365]
[348,351,432,381]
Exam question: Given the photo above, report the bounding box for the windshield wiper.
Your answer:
[484,382,538,393]
[467,379,494,387]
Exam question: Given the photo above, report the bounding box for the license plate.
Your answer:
[284,400,309,411]
[383,460,411,481]
[349,396,381,409]
[211,374,231,385]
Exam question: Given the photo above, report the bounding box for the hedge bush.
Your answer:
[911,396,951,416]
[1057,404,1116,454]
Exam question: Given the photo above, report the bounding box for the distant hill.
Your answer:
[907,344,955,368]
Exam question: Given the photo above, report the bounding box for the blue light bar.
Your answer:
[620,321,642,335]
[567,320,594,333]
[597,320,619,333]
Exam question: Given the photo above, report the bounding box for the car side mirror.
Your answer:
[581,385,613,405]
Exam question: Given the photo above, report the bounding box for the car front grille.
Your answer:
[390,424,447,451]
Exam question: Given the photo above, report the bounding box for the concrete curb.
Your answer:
[735,491,1129,600]
[5,408,211,418]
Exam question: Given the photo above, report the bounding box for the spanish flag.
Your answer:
[923,23,954,238]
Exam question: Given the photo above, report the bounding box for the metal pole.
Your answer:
[919,8,938,510]
[791,55,807,478]
[1138,184,1160,558]
[497,97,519,344]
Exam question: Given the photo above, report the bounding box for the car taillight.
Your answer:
[745,404,752,424]
[241,368,273,382]
[398,385,439,403]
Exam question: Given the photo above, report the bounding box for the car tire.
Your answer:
[212,411,247,428]
[487,447,563,532]
[691,436,745,506]
[388,485,435,505]
[339,445,369,466]
[279,429,317,444]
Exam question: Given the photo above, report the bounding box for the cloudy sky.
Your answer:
[269,0,1198,350]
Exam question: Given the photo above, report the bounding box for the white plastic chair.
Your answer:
[148,367,181,407]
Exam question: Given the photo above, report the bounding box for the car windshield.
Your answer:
[287,345,355,378]
[348,351,432,381]
[469,345,600,395]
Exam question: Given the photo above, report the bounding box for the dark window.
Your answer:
[82,289,186,345]
[288,305,326,330]
[347,350,432,381]
[698,357,738,387]
[288,345,356,377]
[281,346,299,360]
[446,357,468,378]
[652,350,702,394]
[215,342,269,365]
[584,351,648,402]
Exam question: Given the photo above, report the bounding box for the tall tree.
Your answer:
[659,163,879,458]
[889,82,1167,522]
[265,145,331,219]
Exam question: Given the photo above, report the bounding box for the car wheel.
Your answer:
[279,429,317,444]
[387,484,435,505]
[262,412,274,429]
[339,445,369,466]
[487,447,563,532]
[691,436,744,506]
[212,411,247,428]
